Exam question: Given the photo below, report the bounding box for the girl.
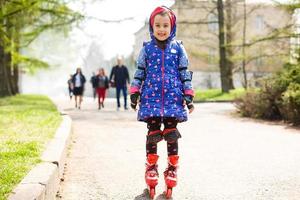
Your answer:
[130,6,194,199]
[96,68,109,109]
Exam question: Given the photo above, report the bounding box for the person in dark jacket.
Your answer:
[90,72,97,100]
[109,57,130,110]
[67,74,74,100]
[72,67,86,109]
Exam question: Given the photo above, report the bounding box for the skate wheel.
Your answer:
[149,188,155,199]
[165,188,172,199]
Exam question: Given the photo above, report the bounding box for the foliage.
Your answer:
[12,52,49,74]
[0,0,83,72]
[280,83,300,124]
[235,63,300,125]
[0,95,61,200]
[194,88,246,102]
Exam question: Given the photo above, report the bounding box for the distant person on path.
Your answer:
[67,74,74,100]
[96,68,109,109]
[130,6,194,199]
[109,56,130,110]
[72,67,86,109]
[90,72,97,100]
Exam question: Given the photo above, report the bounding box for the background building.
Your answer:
[133,0,293,89]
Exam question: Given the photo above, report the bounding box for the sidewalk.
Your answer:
[55,97,300,200]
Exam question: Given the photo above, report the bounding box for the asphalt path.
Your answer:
[54,97,300,200]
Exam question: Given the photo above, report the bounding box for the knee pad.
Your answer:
[163,128,181,143]
[147,130,163,144]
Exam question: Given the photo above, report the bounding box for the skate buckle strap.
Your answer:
[148,130,162,136]
[147,131,163,144]
[146,175,158,180]
[162,128,177,135]
[166,176,177,182]
[146,164,159,176]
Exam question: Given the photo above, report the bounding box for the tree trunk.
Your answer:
[0,5,13,96]
[225,0,235,90]
[11,25,20,94]
[6,51,18,95]
[217,0,233,93]
[0,46,8,96]
[0,10,14,97]
[242,0,248,89]
[0,46,13,97]
[12,65,19,94]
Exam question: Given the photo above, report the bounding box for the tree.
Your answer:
[217,0,234,92]
[177,0,293,91]
[176,0,235,92]
[0,0,82,97]
[241,0,248,88]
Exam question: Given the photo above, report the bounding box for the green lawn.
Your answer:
[0,95,62,200]
[194,88,246,102]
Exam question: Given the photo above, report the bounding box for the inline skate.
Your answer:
[145,154,159,199]
[164,155,179,199]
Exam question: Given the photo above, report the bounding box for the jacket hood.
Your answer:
[149,6,177,42]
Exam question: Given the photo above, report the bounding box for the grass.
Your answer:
[194,88,246,102]
[0,95,62,200]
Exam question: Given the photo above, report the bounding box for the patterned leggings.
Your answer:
[146,117,179,156]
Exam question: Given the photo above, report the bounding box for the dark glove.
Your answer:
[184,95,194,110]
[130,92,140,110]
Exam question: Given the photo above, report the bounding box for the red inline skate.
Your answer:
[145,154,159,199]
[164,155,179,199]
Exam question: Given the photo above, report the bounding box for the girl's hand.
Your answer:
[130,92,140,111]
[183,95,194,114]
[188,106,194,114]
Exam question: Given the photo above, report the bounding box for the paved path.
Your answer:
[54,97,300,200]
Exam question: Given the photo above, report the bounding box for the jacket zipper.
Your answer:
[161,50,165,117]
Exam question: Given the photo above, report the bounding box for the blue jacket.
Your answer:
[130,18,194,122]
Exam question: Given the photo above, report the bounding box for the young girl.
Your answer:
[130,6,194,199]
[96,68,109,109]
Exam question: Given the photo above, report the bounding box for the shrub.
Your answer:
[235,63,300,125]
[280,83,300,125]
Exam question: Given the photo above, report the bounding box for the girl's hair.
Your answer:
[99,68,106,76]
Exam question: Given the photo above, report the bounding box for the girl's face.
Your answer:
[153,14,171,41]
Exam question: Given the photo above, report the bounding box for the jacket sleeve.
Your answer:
[109,67,114,81]
[105,76,109,88]
[71,74,75,85]
[178,42,194,97]
[125,67,130,84]
[130,46,146,94]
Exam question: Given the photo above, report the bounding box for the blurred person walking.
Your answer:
[96,68,109,109]
[109,56,130,111]
[67,74,74,100]
[90,72,97,100]
[72,67,86,109]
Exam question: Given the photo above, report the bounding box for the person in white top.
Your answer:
[71,68,86,109]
